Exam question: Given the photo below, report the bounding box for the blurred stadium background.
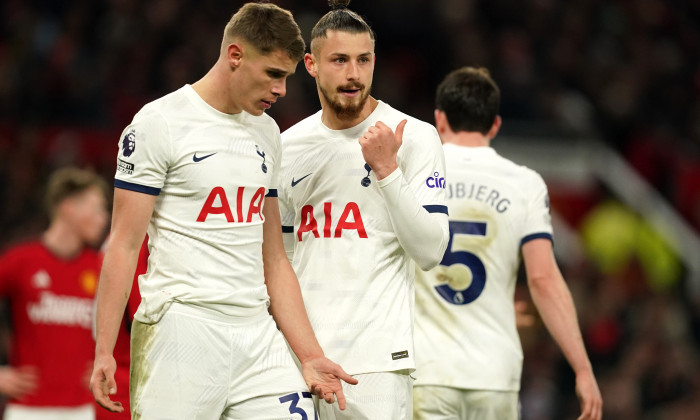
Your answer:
[0,0,698,418]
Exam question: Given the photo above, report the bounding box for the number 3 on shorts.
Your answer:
[435,220,488,305]
[279,392,318,420]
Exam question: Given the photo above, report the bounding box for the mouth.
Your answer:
[338,85,363,98]
[261,99,274,109]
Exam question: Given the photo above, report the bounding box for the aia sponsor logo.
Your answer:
[296,202,367,241]
[197,186,266,223]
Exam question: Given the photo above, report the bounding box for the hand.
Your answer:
[301,356,358,411]
[575,371,603,420]
[359,120,406,180]
[0,365,39,398]
[90,354,124,413]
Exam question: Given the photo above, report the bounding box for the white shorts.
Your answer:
[130,303,315,420]
[317,370,413,420]
[413,386,519,420]
[3,403,95,420]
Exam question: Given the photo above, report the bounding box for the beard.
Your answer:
[319,81,371,121]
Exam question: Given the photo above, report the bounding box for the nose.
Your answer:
[346,61,359,80]
[271,78,287,98]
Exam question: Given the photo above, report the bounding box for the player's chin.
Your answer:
[247,105,266,116]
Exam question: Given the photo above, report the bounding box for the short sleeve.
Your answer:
[521,172,554,246]
[399,123,448,215]
[114,107,171,196]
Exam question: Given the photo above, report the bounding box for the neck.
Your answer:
[192,59,242,115]
[43,220,84,259]
[320,95,378,130]
[443,131,491,148]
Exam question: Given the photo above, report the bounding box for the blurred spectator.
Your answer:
[0,167,108,419]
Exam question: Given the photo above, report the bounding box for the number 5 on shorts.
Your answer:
[279,392,318,420]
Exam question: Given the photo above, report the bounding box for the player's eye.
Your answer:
[267,70,285,79]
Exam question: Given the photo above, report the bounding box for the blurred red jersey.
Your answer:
[0,240,101,407]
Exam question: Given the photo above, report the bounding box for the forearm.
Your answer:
[94,247,138,357]
[263,198,323,363]
[377,168,449,270]
[266,255,323,363]
[529,271,593,375]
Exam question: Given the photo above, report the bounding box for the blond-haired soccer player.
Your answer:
[413,66,603,420]
[278,1,449,418]
[90,3,355,419]
[0,167,109,420]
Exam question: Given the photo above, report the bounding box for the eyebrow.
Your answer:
[267,67,294,77]
[329,51,372,59]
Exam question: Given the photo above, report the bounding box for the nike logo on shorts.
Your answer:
[291,173,312,187]
[193,152,217,162]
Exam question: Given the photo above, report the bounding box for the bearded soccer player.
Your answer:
[278,1,449,418]
[0,167,109,420]
[89,3,355,419]
[412,67,602,420]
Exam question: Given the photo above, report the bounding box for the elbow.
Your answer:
[415,232,449,271]
[416,254,441,271]
[527,272,556,296]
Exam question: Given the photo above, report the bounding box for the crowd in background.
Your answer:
[0,1,698,418]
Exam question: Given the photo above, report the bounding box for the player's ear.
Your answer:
[434,109,448,134]
[227,43,243,70]
[304,53,318,77]
[488,115,502,139]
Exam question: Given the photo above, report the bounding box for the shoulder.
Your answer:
[281,111,322,144]
[378,102,434,130]
[132,87,190,126]
[0,240,41,262]
[377,102,439,146]
[492,151,548,190]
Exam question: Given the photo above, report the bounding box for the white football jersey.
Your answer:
[279,101,447,375]
[414,144,553,391]
[114,85,281,324]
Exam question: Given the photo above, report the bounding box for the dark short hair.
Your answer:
[44,167,108,218]
[223,2,305,62]
[436,67,500,135]
[310,0,375,54]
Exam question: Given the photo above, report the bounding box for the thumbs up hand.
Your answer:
[358,119,406,180]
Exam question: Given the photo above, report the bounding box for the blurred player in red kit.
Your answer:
[0,167,109,420]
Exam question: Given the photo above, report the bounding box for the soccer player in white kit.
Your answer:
[89,3,356,419]
[278,1,449,419]
[412,67,603,420]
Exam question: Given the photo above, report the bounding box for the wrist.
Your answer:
[372,162,398,181]
[296,349,325,365]
[94,344,114,358]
